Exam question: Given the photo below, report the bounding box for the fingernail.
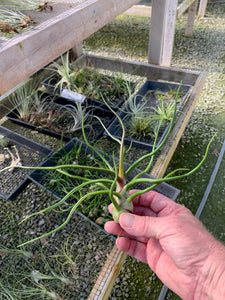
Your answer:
[121,213,134,228]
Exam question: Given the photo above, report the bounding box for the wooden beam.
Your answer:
[79,54,200,86]
[185,0,198,37]
[0,0,140,95]
[69,42,83,61]
[198,0,208,18]
[177,0,196,18]
[124,5,152,17]
[148,0,178,66]
[88,246,127,300]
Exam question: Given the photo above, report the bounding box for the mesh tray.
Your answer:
[0,126,52,200]
[105,80,192,151]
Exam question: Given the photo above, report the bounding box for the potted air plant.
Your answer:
[6,79,115,142]
[106,79,191,151]
[0,85,216,246]
[42,52,136,110]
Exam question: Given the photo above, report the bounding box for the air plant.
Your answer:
[47,52,132,104]
[0,84,216,247]
[8,80,91,135]
[0,246,33,258]
[126,88,182,139]
[50,52,76,92]
[125,93,155,139]
[2,0,53,12]
[53,103,91,134]
[0,8,35,33]
[30,102,91,134]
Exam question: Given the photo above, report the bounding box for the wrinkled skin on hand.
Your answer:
[105,190,225,300]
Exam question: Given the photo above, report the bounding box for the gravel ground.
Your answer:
[0,2,224,300]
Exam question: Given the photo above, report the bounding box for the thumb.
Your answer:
[119,213,161,239]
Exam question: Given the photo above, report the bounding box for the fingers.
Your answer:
[116,237,148,264]
[131,190,178,216]
[104,221,127,236]
[109,190,179,218]
[105,212,165,241]
[119,213,163,239]
[105,221,149,243]
[108,202,157,217]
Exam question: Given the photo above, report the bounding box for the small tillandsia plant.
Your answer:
[0,84,216,246]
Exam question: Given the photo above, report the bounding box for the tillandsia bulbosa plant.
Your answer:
[0,84,216,247]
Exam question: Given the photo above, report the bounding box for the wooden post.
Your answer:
[198,0,208,18]
[185,0,198,37]
[148,0,178,66]
[70,42,83,61]
[177,0,197,18]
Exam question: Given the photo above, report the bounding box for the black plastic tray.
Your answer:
[42,72,136,111]
[29,138,180,204]
[105,80,192,151]
[0,126,52,200]
[6,92,116,143]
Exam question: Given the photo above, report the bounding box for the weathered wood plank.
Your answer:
[185,0,198,37]
[0,0,140,95]
[88,247,127,300]
[70,42,83,60]
[177,0,196,18]
[124,5,152,17]
[77,54,200,86]
[148,0,167,65]
[148,0,178,66]
[161,0,178,66]
[198,0,208,18]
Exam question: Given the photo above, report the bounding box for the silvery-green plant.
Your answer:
[48,52,77,92]
[0,84,216,246]
[2,0,53,12]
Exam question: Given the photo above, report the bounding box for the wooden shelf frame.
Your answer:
[0,0,209,96]
[0,0,141,96]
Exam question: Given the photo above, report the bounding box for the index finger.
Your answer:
[130,190,179,216]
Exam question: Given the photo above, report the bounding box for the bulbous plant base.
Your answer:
[112,189,133,223]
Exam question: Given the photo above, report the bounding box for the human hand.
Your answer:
[105,190,225,300]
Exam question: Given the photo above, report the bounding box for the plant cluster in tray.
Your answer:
[0,1,52,36]
[36,141,113,225]
[0,211,114,299]
[11,91,89,135]
[0,84,216,246]
[45,52,134,107]
[106,80,191,150]
[127,90,180,140]
[7,81,115,142]
[7,78,90,135]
